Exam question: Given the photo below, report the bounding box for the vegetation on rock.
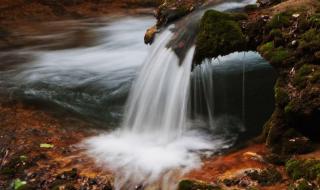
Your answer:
[194,10,247,63]
[178,179,221,190]
[246,168,282,186]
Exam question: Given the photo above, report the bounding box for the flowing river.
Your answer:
[0,1,276,189]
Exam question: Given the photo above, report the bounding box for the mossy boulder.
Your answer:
[177,179,221,190]
[298,29,320,61]
[292,64,316,89]
[194,10,247,63]
[281,129,314,154]
[155,0,203,27]
[286,159,320,181]
[258,41,292,66]
[309,13,320,29]
[246,168,282,186]
[274,79,290,107]
[266,12,291,30]
[244,4,258,12]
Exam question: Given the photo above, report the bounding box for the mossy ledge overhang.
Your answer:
[193,0,320,155]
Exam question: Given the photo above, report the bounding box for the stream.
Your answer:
[0,2,276,189]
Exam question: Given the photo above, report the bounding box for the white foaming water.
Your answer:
[84,30,221,189]
[214,0,257,11]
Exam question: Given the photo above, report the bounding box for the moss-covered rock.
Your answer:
[288,179,314,190]
[292,64,314,89]
[275,84,289,107]
[258,41,292,66]
[266,12,291,30]
[281,129,314,154]
[246,168,282,186]
[244,4,258,12]
[155,0,203,27]
[298,29,320,60]
[309,13,320,29]
[264,153,290,165]
[177,179,221,190]
[194,10,247,63]
[286,159,320,181]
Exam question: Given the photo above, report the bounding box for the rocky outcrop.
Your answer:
[193,0,320,157]
[144,0,206,44]
[194,10,248,63]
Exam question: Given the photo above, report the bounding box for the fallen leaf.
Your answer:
[40,143,54,148]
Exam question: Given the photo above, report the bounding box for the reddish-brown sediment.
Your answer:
[0,102,113,189]
[185,144,268,182]
[183,144,289,190]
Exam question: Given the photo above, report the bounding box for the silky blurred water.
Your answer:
[0,7,276,189]
[0,17,154,125]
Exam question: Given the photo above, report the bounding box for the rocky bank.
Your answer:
[156,0,320,189]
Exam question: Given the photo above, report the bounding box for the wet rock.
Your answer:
[245,168,282,186]
[264,153,290,165]
[178,179,221,190]
[155,0,200,27]
[144,25,158,44]
[194,10,247,63]
[243,152,264,162]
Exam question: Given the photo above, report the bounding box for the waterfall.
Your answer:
[122,29,193,141]
[83,28,220,189]
[83,0,261,189]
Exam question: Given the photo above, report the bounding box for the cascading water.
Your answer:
[0,0,277,188]
[83,1,262,189]
[83,29,223,189]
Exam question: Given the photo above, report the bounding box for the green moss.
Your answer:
[267,12,291,29]
[244,4,258,12]
[246,168,282,186]
[230,12,248,21]
[292,64,314,88]
[259,42,291,65]
[274,84,289,107]
[301,29,320,42]
[195,10,246,62]
[310,70,320,83]
[269,29,283,39]
[178,179,221,190]
[298,29,320,53]
[259,41,274,54]
[284,101,295,116]
[269,47,291,64]
[286,159,320,180]
[309,13,320,28]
